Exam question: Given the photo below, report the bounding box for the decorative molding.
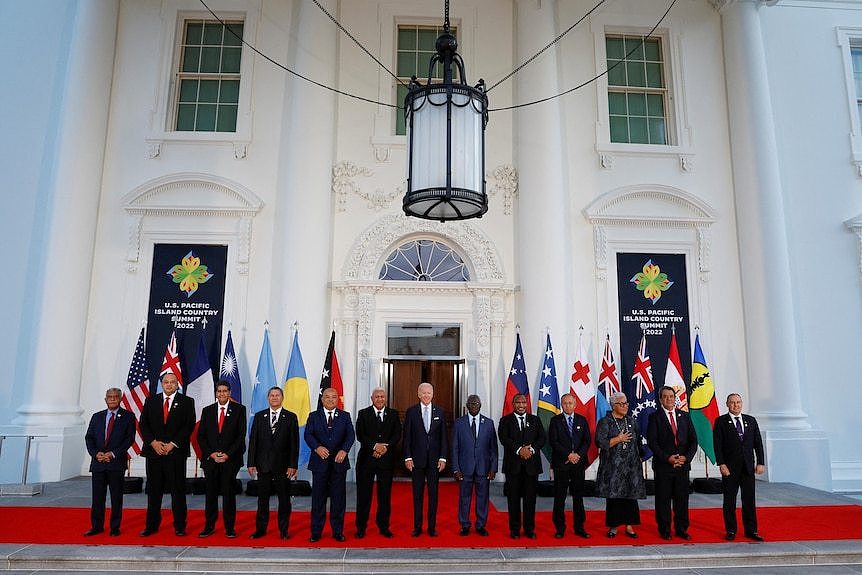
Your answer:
[599,153,615,170]
[373,144,391,163]
[679,154,694,173]
[332,161,372,212]
[855,161,862,178]
[233,142,248,160]
[845,214,862,280]
[584,184,717,275]
[488,164,519,215]
[356,186,400,212]
[340,214,506,283]
[147,142,161,159]
[710,0,779,12]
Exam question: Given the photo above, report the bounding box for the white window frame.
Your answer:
[591,14,692,164]
[147,1,258,158]
[837,27,862,177]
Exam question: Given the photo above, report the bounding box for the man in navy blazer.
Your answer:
[451,394,497,536]
[713,393,765,541]
[647,385,698,540]
[196,380,247,538]
[84,387,136,536]
[305,387,355,543]
[139,372,196,537]
[403,382,448,537]
[548,393,591,539]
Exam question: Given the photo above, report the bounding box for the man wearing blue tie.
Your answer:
[305,387,355,543]
[548,393,591,539]
[84,388,136,536]
[451,395,498,537]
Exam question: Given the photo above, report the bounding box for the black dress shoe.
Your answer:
[510,532,520,539]
[625,529,638,539]
[250,531,266,539]
[309,534,321,543]
[725,532,736,541]
[334,533,346,542]
[356,529,365,539]
[575,527,590,539]
[476,527,489,537]
[139,529,157,537]
[428,529,438,537]
[746,532,764,541]
[554,531,565,539]
[607,529,616,538]
[198,528,215,538]
[380,529,394,538]
[676,531,691,540]
[660,532,672,540]
[525,531,537,539]
[459,527,470,536]
[174,529,186,536]
[280,531,290,540]
[110,529,121,537]
[411,529,422,537]
[226,530,237,538]
[84,528,103,537]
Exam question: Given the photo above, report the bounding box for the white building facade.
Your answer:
[1,0,859,491]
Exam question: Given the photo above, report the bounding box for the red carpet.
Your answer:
[2,482,861,547]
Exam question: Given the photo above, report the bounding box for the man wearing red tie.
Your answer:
[197,380,247,538]
[139,372,196,537]
[713,393,765,541]
[84,388,136,536]
[647,386,697,540]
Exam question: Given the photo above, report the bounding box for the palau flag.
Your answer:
[536,333,561,465]
[249,327,277,435]
[284,330,311,468]
[689,334,720,464]
[502,333,531,416]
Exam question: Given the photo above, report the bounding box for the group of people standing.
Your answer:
[85,376,765,544]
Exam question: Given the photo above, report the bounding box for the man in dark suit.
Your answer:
[248,386,299,540]
[451,394,497,537]
[354,387,401,538]
[647,385,698,540]
[713,392,765,542]
[139,372,196,536]
[196,380,247,538]
[84,387,136,536]
[498,393,545,539]
[403,381,448,537]
[548,393,591,539]
[305,387,355,543]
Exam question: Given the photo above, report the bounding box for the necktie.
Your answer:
[327,411,334,427]
[163,397,170,424]
[471,416,477,440]
[378,410,384,424]
[567,415,573,434]
[104,412,115,448]
[518,415,525,431]
[271,411,277,433]
[423,406,431,433]
[218,406,226,433]
[735,416,744,438]
[668,411,678,445]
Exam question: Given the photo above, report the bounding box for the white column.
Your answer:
[514,0,573,378]
[720,0,830,490]
[271,0,337,398]
[2,0,119,483]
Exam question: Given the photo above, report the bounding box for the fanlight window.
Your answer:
[379,239,470,281]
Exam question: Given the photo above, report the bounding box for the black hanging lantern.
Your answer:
[403,0,489,222]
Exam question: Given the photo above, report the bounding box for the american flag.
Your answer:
[160,330,183,391]
[121,328,150,456]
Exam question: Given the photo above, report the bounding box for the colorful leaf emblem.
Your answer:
[630,259,673,304]
[166,251,212,297]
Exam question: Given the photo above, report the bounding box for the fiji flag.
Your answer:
[502,333,531,416]
[628,333,656,461]
[284,330,312,468]
[220,330,242,404]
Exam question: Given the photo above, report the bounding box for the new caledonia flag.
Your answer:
[688,333,719,463]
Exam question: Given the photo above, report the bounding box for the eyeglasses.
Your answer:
[613,401,628,406]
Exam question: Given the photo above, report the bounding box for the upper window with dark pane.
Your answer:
[395,25,457,136]
[175,20,243,132]
[606,35,668,145]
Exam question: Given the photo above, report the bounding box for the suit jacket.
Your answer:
[498,412,545,476]
[197,400,247,471]
[646,408,698,472]
[355,405,401,471]
[713,413,764,474]
[85,407,136,472]
[305,408,356,473]
[402,403,448,468]
[548,412,590,470]
[139,392,196,458]
[451,413,498,477]
[247,408,299,473]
